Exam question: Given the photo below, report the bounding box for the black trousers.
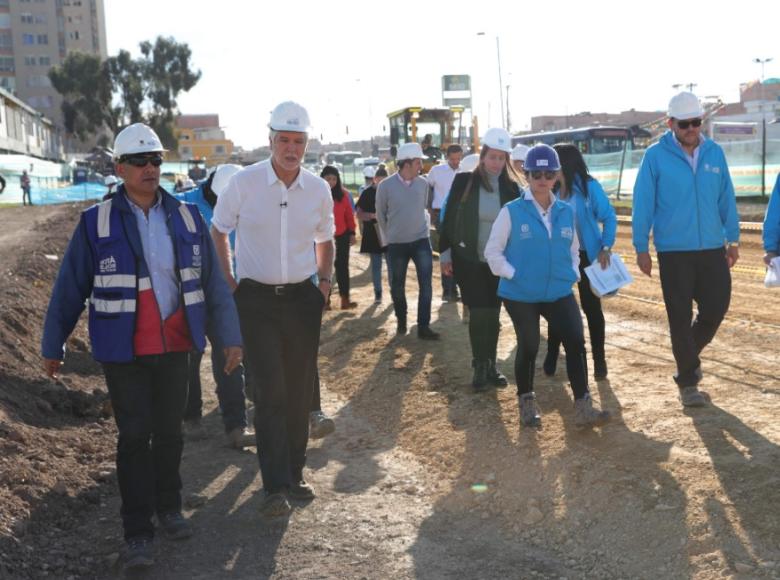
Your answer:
[504,295,589,400]
[453,257,502,360]
[334,233,352,297]
[547,251,605,363]
[102,352,189,541]
[234,279,323,494]
[657,248,731,387]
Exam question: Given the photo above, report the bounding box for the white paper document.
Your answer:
[765,256,780,288]
[584,253,633,298]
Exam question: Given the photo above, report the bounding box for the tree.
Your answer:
[48,36,201,148]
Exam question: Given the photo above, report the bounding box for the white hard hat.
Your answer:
[268,101,311,133]
[363,165,377,178]
[457,153,480,173]
[511,144,530,161]
[482,127,513,153]
[211,164,242,196]
[668,91,704,120]
[113,123,165,159]
[104,175,118,186]
[397,142,425,161]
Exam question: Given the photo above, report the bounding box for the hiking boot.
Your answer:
[543,350,558,377]
[340,295,358,309]
[123,537,154,571]
[594,359,608,380]
[309,411,335,439]
[158,512,192,540]
[226,427,256,449]
[418,326,440,340]
[182,418,207,441]
[472,359,489,392]
[679,385,707,408]
[486,359,508,387]
[573,393,611,428]
[519,392,542,428]
[289,480,316,500]
[261,492,291,517]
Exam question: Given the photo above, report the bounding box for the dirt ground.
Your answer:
[0,201,779,579]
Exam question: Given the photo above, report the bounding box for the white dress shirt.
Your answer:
[484,190,580,281]
[426,162,458,209]
[211,159,334,285]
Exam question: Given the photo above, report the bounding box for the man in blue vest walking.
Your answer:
[41,123,243,572]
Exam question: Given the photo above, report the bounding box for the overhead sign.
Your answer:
[444,97,472,108]
[442,75,471,92]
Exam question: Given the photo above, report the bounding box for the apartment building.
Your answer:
[174,114,234,166]
[0,0,107,127]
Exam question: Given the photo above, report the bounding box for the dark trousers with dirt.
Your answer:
[234,279,323,495]
[504,295,589,399]
[102,352,189,541]
[334,232,352,297]
[547,251,606,372]
[657,248,731,388]
[453,257,501,362]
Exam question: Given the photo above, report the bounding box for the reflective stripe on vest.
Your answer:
[178,205,197,233]
[179,267,200,282]
[138,276,152,291]
[97,199,112,238]
[183,289,205,306]
[91,297,137,313]
[93,274,136,288]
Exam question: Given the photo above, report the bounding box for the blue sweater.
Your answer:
[560,175,617,263]
[763,174,780,254]
[632,131,739,253]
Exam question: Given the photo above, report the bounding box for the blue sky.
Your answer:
[106,0,779,149]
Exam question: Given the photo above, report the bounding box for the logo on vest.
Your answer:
[192,244,202,267]
[99,256,117,273]
[561,227,573,239]
[703,163,720,174]
[519,223,532,240]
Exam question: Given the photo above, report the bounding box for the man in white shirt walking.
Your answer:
[211,101,335,517]
[427,144,463,302]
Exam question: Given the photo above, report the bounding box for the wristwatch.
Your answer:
[601,245,611,252]
[727,242,739,248]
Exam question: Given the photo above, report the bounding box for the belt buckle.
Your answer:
[274,285,285,296]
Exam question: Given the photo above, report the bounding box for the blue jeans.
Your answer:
[387,238,433,327]
[369,253,392,299]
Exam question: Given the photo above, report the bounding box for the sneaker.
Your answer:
[289,480,316,500]
[519,392,542,428]
[309,411,335,439]
[226,427,256,449]
[543,351,558,377]
[374,294,382,304]
[182,418,208,441]
[573,393,611,428]
[679,385,707,408]
[261,492,291,517]
[123,537,154,571]
[486,359,508,387]
[417,326,440,340]
[158,512,193,540]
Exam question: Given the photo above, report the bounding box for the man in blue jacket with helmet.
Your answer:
[632,91,739,409]
[41,123,243,572]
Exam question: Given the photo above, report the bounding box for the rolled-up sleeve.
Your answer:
[314,188,335,244]
[211,175,241,235]
[484,207,515,279]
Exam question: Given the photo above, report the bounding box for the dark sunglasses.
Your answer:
[529,170,557,181]
[677,118,702,130]
[121,155,163,167]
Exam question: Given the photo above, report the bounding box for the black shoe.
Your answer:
[124,537,154,571]
[158,512,193,540]
[289,480,316,500]
[417,326,440,340]
[594,359,608,380]
[486,360,509,387]
[472,359,489,392]
[543,351,558,377]
[396,321,407,335]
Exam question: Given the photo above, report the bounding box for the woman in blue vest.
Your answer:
[543,143,617,380]
[485,144,611,429]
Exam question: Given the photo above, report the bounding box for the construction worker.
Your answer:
[211,101,334,517]
[439,128,520,392]
[376,141,440,340]
[427,144,463,302]
[510,144,530,174]
[41,123,243,571]
[176,164,255,449]
[20,170,32,205]
[633,91,739,408]
[104,174,119,198]
[763,173,780,266]
[485,144,611,429]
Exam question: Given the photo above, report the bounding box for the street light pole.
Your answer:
[754,57,773,197]
[477,32,506,130]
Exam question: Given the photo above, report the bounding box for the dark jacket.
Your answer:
[440,171,520,263]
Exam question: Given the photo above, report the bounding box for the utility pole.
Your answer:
[505,84,511,133]
[754,57,773,196]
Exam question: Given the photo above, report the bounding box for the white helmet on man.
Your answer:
[668,91,704,120]
[211,164,242,196]
[482,127,513,153]
[268,101,311,133]
[113,123,166,159]
[457,153,480,173]
[396,142,425,160]
[511,144,530,161]
[104,175,118,186]
[362,165,377,178]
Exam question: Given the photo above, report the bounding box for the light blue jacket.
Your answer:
[763,174,780,254]
[632,131,739,253]
[559,175,617,263]
[498,198,578,303]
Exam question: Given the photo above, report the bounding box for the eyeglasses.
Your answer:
[121,155,163,167]
[529,170,557,181]
[677,118,702,130]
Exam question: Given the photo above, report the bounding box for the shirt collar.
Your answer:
[267,159,305,190]
[396,173,414,187]
[524,189,555,212]
[126,191,162,213]
[672,132,705,155]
